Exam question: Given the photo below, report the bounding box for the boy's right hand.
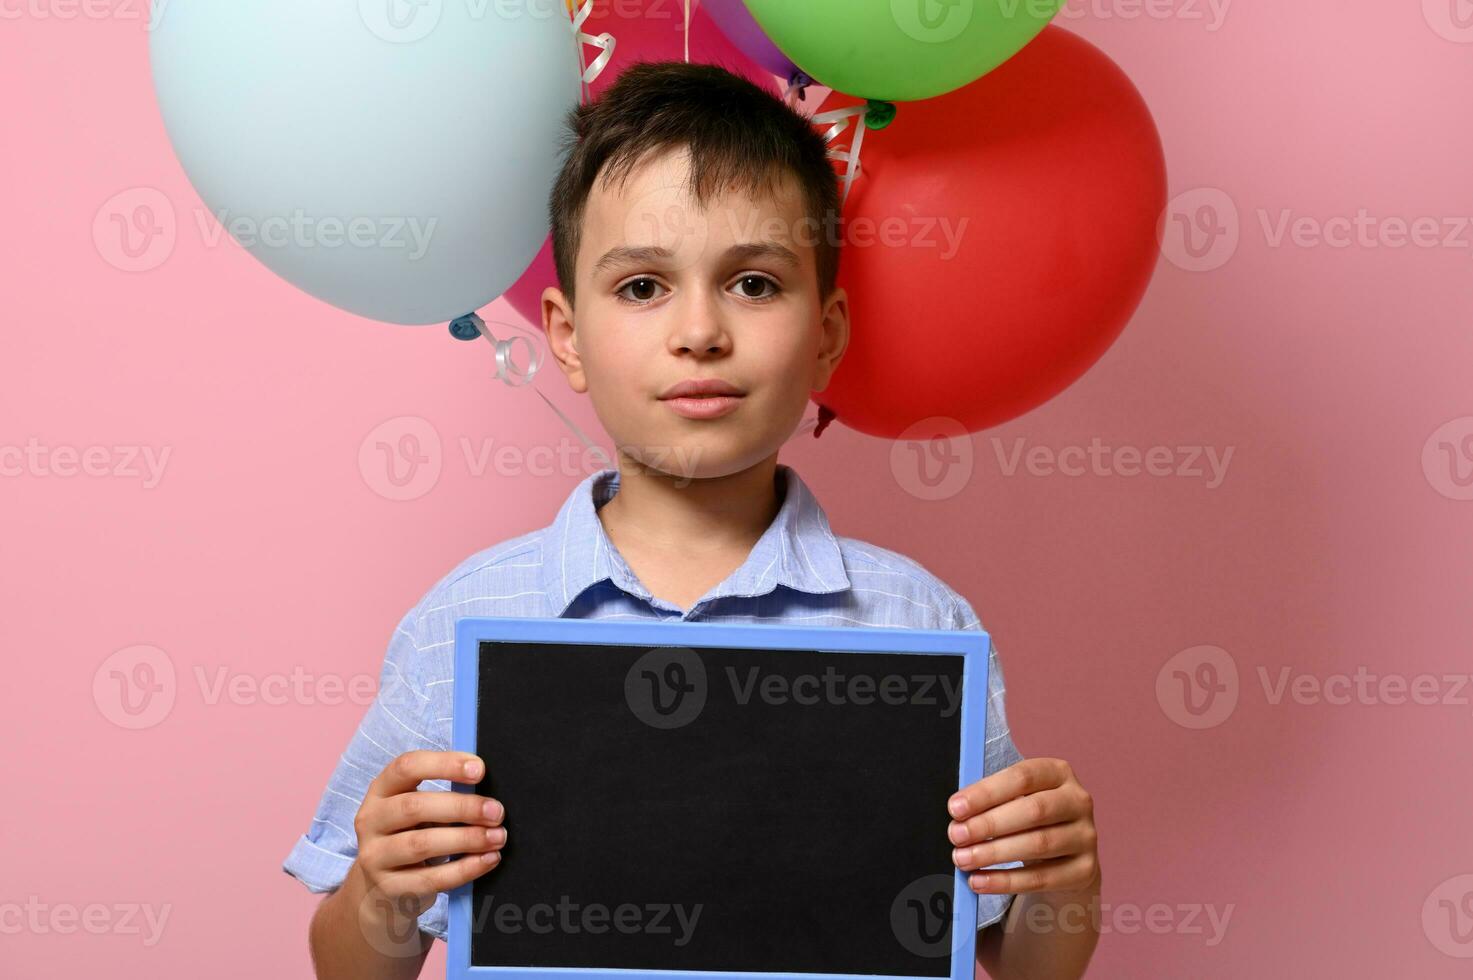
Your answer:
[350,750,506,929]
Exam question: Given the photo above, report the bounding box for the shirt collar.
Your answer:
[540,463,851,616]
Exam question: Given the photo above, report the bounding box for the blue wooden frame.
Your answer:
[450,616,991,980]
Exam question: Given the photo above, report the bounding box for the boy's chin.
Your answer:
[616,440,779,484]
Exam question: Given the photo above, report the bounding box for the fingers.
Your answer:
[948,785,1080,847]
[410,851,504,896]
[359,786,504,838]
[368,751,485,799]
[947,757,1072,822]
[368,852,504,911]
[367,824,509,871]
[953,819,1096,871]
[966,851,1101,895]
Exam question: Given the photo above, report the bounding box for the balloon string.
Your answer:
[571,0,615,103]
[535,386,615,470]
[466,313,613,467]
[684,0,690,62]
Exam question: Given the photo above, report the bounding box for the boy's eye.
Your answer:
[732,274,781,301]
[616,277,667,304]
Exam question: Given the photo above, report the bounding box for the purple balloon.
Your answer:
[700,0,800,83]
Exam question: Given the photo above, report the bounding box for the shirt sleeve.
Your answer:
[948,596,1026,932]
[280,607,454,940]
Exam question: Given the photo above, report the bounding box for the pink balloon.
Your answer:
[500,2,781,326]
[501,235,557,328]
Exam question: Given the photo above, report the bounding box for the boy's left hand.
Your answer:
[947,757,1099,897]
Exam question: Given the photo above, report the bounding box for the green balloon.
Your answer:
[743,0,1062,102]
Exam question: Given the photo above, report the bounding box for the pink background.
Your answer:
[4,1,1473,977]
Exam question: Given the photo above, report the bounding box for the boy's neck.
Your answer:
[597,454,785,557]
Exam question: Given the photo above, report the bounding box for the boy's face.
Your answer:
[542,147,848,481]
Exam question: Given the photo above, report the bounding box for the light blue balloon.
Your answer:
[151,0,582,325]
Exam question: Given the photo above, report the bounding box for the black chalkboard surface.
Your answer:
[449,618,989,980]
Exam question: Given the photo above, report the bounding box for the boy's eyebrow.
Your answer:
[592,241,801,275]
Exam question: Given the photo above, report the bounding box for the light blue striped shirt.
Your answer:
[282,463,1025,939]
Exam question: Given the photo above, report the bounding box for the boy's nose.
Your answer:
[666,294,730,356]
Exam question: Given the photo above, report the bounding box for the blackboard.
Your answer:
[450,618,989,980]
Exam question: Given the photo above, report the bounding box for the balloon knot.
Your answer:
[448,312,483,341]
[864,100,897,130]
[814,404,837,438]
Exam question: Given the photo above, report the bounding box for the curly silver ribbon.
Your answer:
[572,0,616,104]
[811,103,870,209]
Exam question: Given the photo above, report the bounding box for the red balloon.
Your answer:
[500,3,782,325]
[814,25,1166,438]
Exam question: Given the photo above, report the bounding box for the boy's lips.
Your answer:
[662,395,744,420]
[658,378,746,420]
[658,378,745,399]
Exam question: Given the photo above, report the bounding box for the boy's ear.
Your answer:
[541,285,588,394]
[811,286,850,394]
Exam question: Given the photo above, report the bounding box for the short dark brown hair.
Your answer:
[549,61,841,309]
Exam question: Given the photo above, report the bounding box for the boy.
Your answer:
[284,62,1100,979]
